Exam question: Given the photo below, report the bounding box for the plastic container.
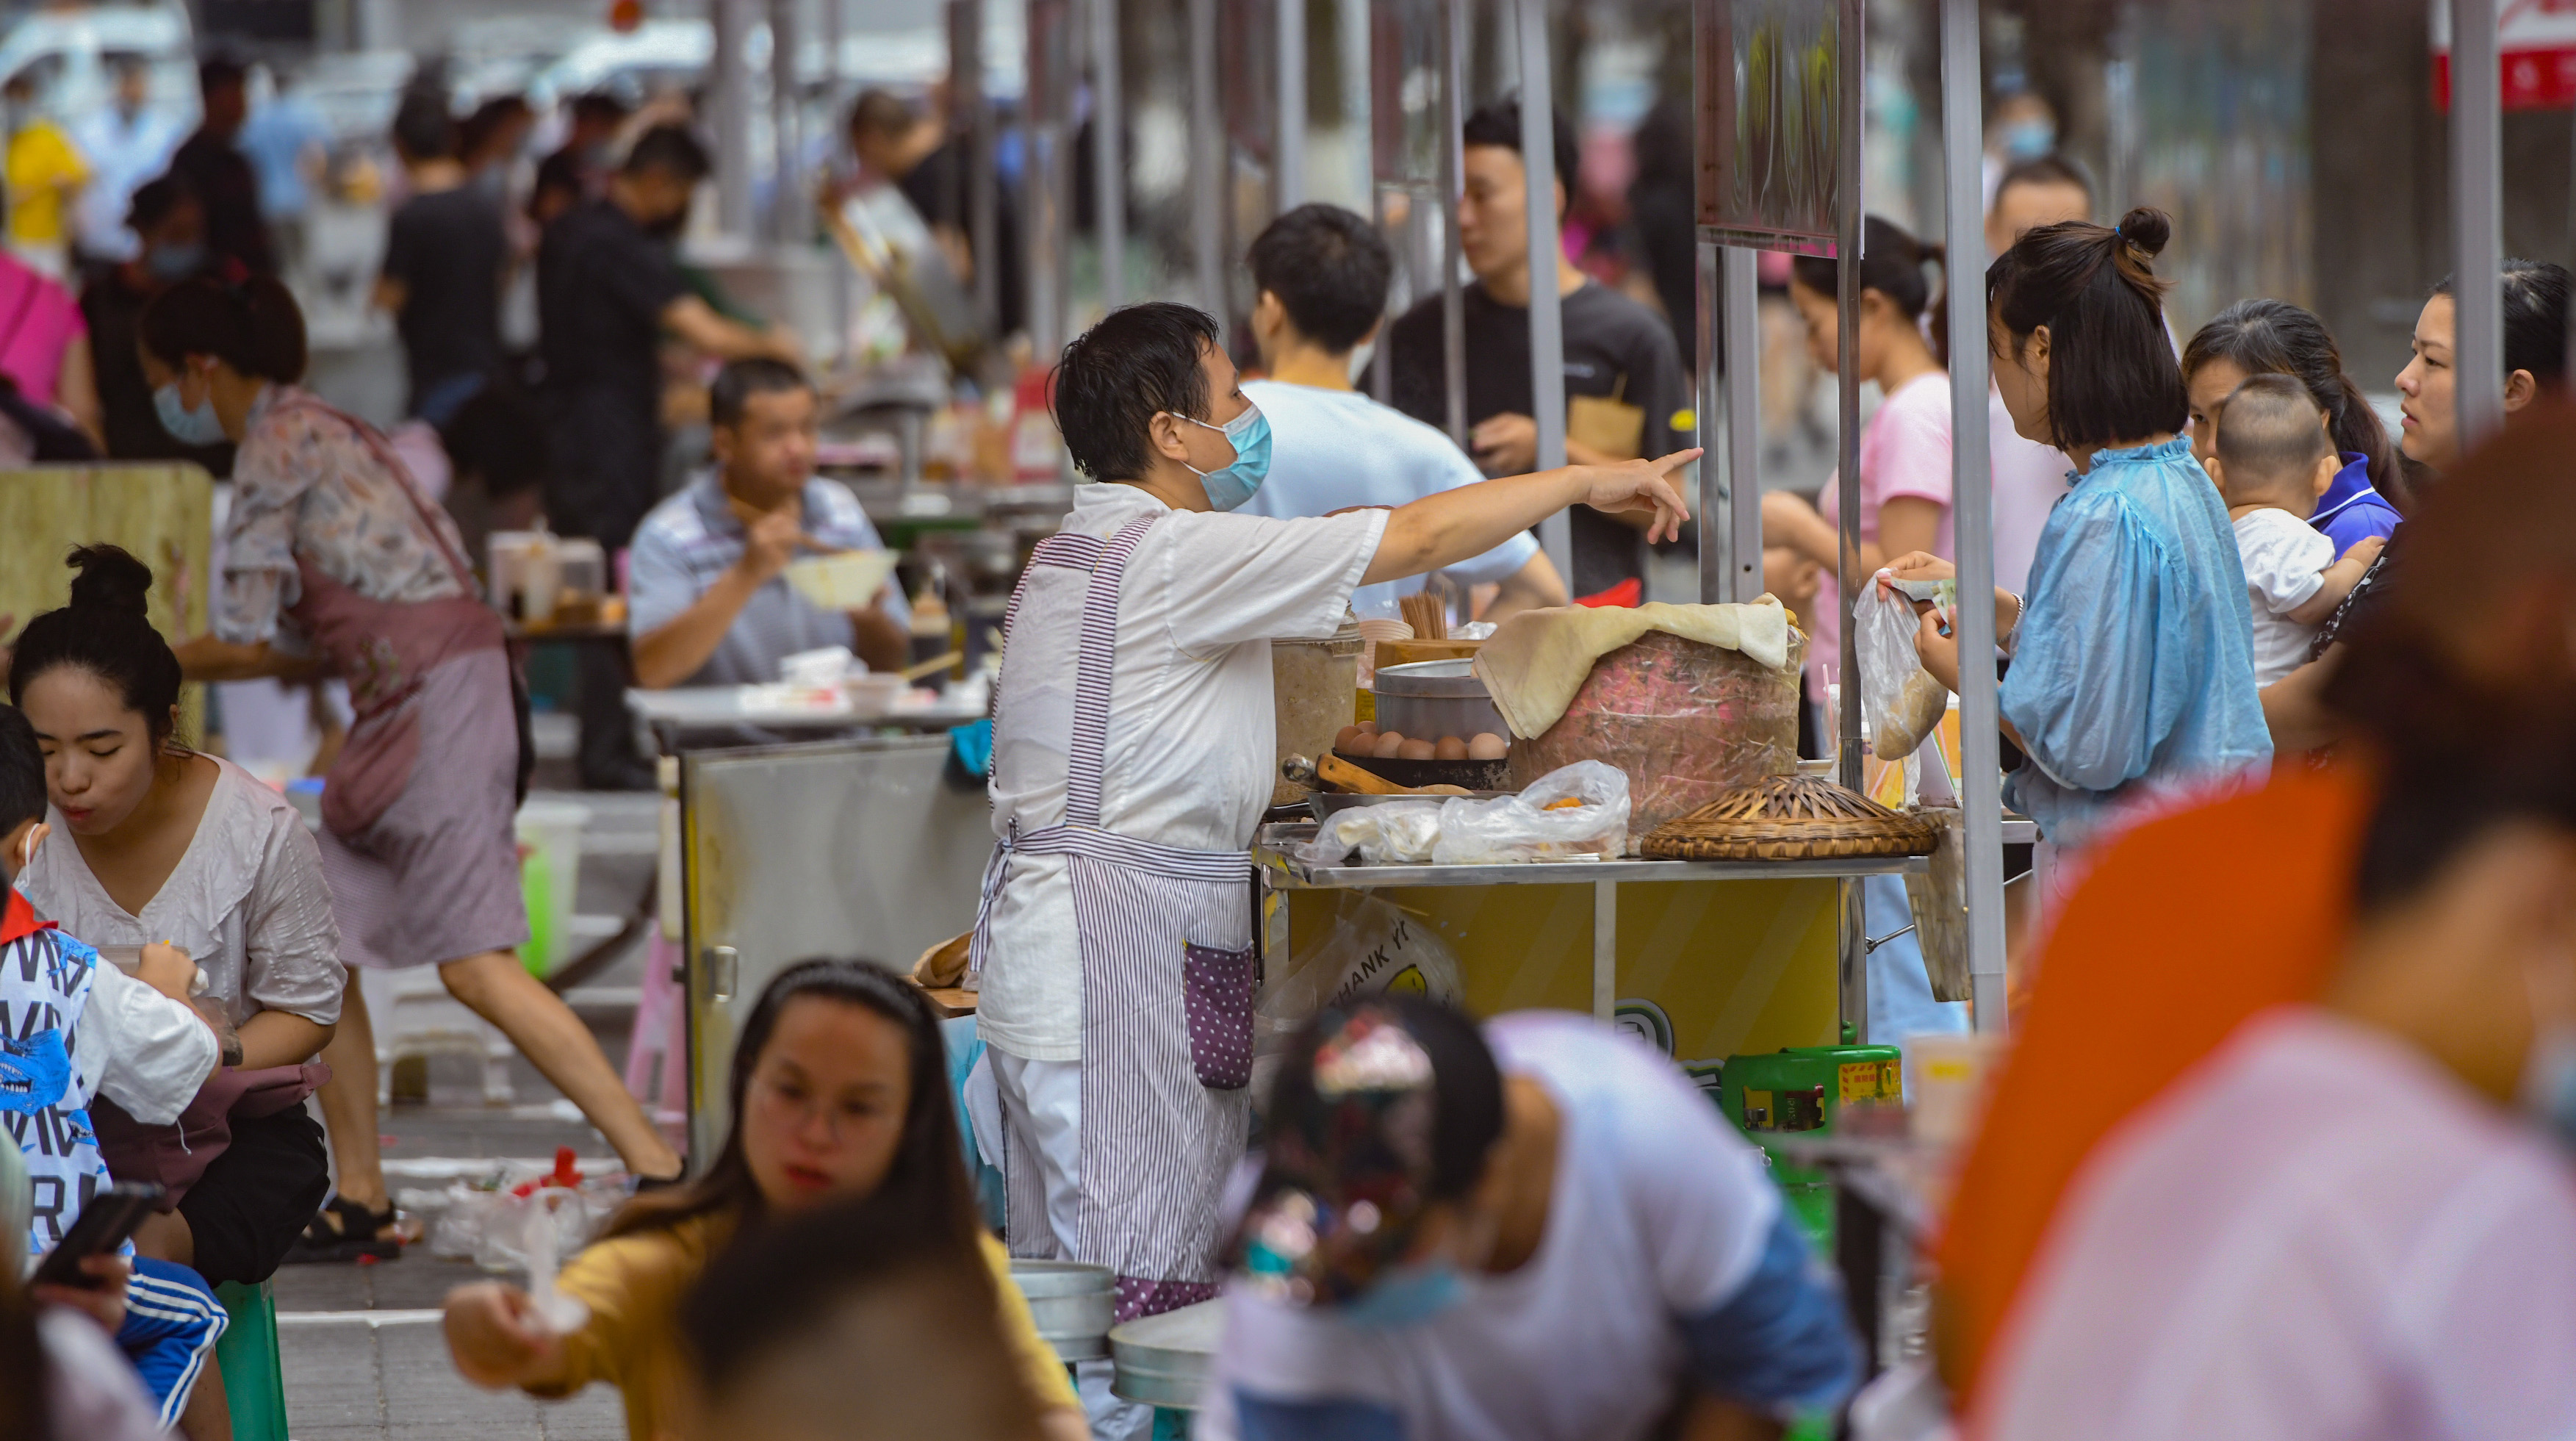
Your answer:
[555,538,606,605]
[1010,1259,1117,1362]
[514,799,591,977]
[1270,619,1364,806]
[1371,658,1506,744]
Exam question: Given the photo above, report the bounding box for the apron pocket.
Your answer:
[1181,941,1259,1090]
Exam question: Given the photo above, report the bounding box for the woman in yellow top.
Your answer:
[440,960,1085,1441]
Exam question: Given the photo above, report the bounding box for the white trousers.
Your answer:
[991,1051,1154,1441]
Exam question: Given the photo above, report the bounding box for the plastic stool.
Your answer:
[622,929,687,1128]
[212,1279,287,1441]
[361,963,515,1107]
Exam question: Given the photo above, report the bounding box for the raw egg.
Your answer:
[1396,738,1437,761]
[1433,736,1469,761]
[1334,724,1367,754]
[1467,733,1509,761]
[1372,731,1409,758]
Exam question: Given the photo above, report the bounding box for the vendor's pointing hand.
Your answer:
[1577,449,1699,547]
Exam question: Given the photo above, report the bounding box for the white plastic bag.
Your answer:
[1857,572,1951,760]
[1431,760,1631,864]
[1297,799,1444,867]
[1254,894,1464,1096]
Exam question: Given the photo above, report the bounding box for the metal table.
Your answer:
[1256,822,1929,1024]
[627,686,987,755]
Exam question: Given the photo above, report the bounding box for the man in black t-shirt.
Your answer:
[374,96,506,424]
[536,123,799,788]
[1387,101,1691,599]
[166,58,271,278]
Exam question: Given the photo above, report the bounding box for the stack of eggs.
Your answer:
[1334,722,1509,763]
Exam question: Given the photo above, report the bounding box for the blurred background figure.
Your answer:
[238,64,326,284]
[843,87,1022,337]
[168,57,270,278]
[72,55,183,270]
[530,90,630,229]
[1981,89,2059,210]
[458,96,535,205]
[79,176,226,471]
[3,69,86,282]
[375,93,506,427]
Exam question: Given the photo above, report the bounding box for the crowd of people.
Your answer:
[1,43,2574,1441]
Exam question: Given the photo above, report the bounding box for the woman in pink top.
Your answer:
[1762,216,1954,698]
[0,248,99,445]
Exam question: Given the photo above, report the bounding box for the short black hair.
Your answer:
[571,90,630,128]
[709,357,814,429]
[126,175,194,235]
[198,57,245,96]
[1051,303,1220,483]
[0,706,42,839]
[1992,154,2093,209]
[141,275,308,384]
[1248,204,1392,355]
[2212,373,2333,491]
[622,123,710,183]
[848,88,915,141]
[439,384,550,501]
[2433,259,2573,388]
[1987,206,2190,452]
[391,93,455,162]
[1461,98,1580,209]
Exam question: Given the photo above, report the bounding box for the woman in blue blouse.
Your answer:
[1886,206,2269,855]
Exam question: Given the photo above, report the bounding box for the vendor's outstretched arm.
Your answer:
[1362,450,1697,586]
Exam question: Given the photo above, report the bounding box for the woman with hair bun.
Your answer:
[139,276,680,1263]
[12,544,344,1290]
[1883,207,2270,868]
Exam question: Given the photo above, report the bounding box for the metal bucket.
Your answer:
[1272,620,1365,806]
[1109,1298,1226,1410]
[1371,658,1506,744]
[1010,1259,1117,1362]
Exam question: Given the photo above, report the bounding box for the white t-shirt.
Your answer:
[1238,379,1539,619]
[1982,1008,2576,1441]
[1990,389,2073,597]
[978,483,1385,1061]
[2231,507,2333,686]
[77,959,218,1126]
[1206,1012,1801,1441]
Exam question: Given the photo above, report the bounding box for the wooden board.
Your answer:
[0,465,214,739]
[1373,638,1483,669]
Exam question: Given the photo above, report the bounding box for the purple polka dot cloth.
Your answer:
[1183,941,1259,1090]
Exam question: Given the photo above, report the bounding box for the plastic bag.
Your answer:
[415,1153,627,1273]
[1432,761,1631,864]
[1297,799,1444,868]
[1507,630,1800,836]
[1857,572,1951,761]
[1254,894,1464,1096]
[1901,805,1972,1002]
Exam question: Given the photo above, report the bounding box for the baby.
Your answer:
[2205,374,2386,685]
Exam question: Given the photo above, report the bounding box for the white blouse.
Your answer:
[20,755,345,1027]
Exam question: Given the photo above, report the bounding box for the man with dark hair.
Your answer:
[166,57,270,276]
[538,122,800,788]
[626,357,907,693]
[530,90,630,226]
[1210,998,1860,1439]
[375,93,507,425]
[979,299,1692,1439]
[1239,204,1566,623]
[1385,99,1690,601]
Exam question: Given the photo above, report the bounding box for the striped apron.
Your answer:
[971,515,1260,1323]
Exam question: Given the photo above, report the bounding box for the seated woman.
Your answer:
[442,960,1087,1441]
[11,545,343,1290]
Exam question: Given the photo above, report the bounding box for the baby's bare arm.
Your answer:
[2288,536,2385,626]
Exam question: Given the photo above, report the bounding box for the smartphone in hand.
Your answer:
[31,1182,165,1289]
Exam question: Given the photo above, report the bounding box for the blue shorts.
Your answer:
[118,1256,228,1427]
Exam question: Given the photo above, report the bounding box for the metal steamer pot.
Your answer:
[1370,659,1507,743]
[1010,1259,1118,1362]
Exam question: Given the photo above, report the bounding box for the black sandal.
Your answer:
[283,1196,404,1265]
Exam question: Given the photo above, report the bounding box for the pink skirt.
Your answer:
[320,648,532,969]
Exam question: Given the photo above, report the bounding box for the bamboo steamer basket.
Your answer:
[1640,773,1941,861]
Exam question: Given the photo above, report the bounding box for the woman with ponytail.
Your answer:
[1883,208,2270,864]
[2183,298,2405,547]
[135,276,680,1264]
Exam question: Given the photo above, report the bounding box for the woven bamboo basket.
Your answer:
[1641,773,1942,861]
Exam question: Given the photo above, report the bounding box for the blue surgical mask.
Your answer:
[1171,403,1273,511]
[154,381,226,446]
[145,240,205,282]
[2000,118,2056,161]
[1337,1259,1464,1330]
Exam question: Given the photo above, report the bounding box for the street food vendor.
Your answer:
[627,357,909,689]
[973,301,1692,1437]
[1206,997,1860,1440]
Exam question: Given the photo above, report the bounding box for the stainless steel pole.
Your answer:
[1278,0,1309,211]
[1093,0,1126,309]
[1833,0,1868,1041]
[1339,0,1371,207]
[2453,0,2505,448]
[1190,0,1226,331]
[1438,0,1468,446]
[1517,0,1570,583]
[710,0,756,238]
[769,0,801,243]
[1724,246,1760,603]
[1943,0,2007,1035]
[951,0,1000,336]
[1697,239,1724,603]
